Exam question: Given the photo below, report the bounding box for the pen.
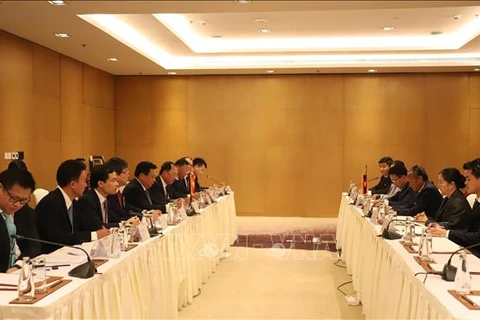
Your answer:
[462,294,477,306]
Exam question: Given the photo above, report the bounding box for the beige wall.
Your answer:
[115,73,480,217]
[0,30,115,191]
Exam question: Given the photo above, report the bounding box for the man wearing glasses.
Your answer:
[105,157,138,219]
[0,168,36,273]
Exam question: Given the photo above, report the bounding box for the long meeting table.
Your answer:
[336,193,480,320]
[0,193,237,319]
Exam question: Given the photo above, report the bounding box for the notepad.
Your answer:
[0,273,19,286]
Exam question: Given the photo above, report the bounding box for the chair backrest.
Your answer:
[33,188,49,205]
[467,193,477,209]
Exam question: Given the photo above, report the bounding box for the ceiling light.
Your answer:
[234,0,251,3]
[266,70,274,73]
[167,72,177,75]
[48,0,66,5]
[107,57,118,62]
[382,26,394,31]
[254,19,268,23]
[258,28,270,34]
[475,68,480,71]
[54,33,70,38]
[368,69,377,73]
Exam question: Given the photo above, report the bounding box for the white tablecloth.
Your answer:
[336,193,480,320]
[0,193,237,319]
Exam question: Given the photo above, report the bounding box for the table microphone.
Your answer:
[379,219,403,240]
[441,242,480,281]
[206,175,229,195]
[11,234,96,279]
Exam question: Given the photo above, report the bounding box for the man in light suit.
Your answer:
[36,160,110,254]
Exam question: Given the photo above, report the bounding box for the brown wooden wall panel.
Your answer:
[468,109,480,158]
[33,94,61,143]
[0,31,115,192]
[115,76,152,111]
[83,64,114,109]
[32,45,60,97]
[115,73,480,217]
[0,31,32,91]
[470,75,480,109]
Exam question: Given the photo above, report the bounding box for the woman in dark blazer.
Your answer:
[417,167,473,230]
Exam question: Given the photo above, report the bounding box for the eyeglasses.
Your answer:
[3,188,30,205]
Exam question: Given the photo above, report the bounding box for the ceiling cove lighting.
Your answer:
[78,15,480,70]
[154,13,480,53]
[54,33,70,38]
[48,0,66,5]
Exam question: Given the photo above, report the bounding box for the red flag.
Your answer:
[361,165,368,194]
[189,173,196,194]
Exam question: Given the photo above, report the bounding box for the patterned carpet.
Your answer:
[233,217,338,252]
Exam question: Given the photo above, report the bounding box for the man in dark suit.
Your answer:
[429,158,480,256]
[0,168,35,273]
[75,164,122,232]
[8,160,41,260]
[192,157,208,192]
[387,164,415,209]
[370,156,393,195]
[123,161,163,219]
[36,160,110,254]
[149,161,185,212]
[105,157,137,219]
[394,165,442,217]
[172,157,192,196]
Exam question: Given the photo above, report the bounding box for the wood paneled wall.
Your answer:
[0,30,115,191]
[115,73,480,217]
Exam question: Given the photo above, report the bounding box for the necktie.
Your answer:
[146,190,152,205]
[102,200,108,223]
[68,204,74,232]
[474,199,479,210]
[1,213,16,268]
[184,177,189,192]
[117,190,124,209]
[164,186,169,200]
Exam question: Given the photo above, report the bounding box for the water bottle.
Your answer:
[455,252,471,294]
[403,217,415,244]
[17,257,35,301]
[419,228,433,262]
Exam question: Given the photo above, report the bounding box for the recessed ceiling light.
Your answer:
[54,33,70,38]
[258,28,270,34]
[234,0,251,3]
[368,69,377,73]
[266,70,274,73]
[254,19,268,23]
[211,35,222,38]
[107,57,118,62]
[382,26,395,31]
[475,68,480,71]
[167,72,177,75]
[48,0,66,5]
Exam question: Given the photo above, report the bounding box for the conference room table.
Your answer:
[336,193,480,320]
[0,193,237,319]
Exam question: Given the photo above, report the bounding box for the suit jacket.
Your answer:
[172,176,190,196]
[0,216,10,272]
[428,189,473,230]
[394,181,442,217]
[107,192,136,220]
[448,201,480,256]
[35,188,91,254]
[370,175,392,195]
[14,205,41,259]
[75,189,120,232]
[123,178,165,212]
[387,182,415,209]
